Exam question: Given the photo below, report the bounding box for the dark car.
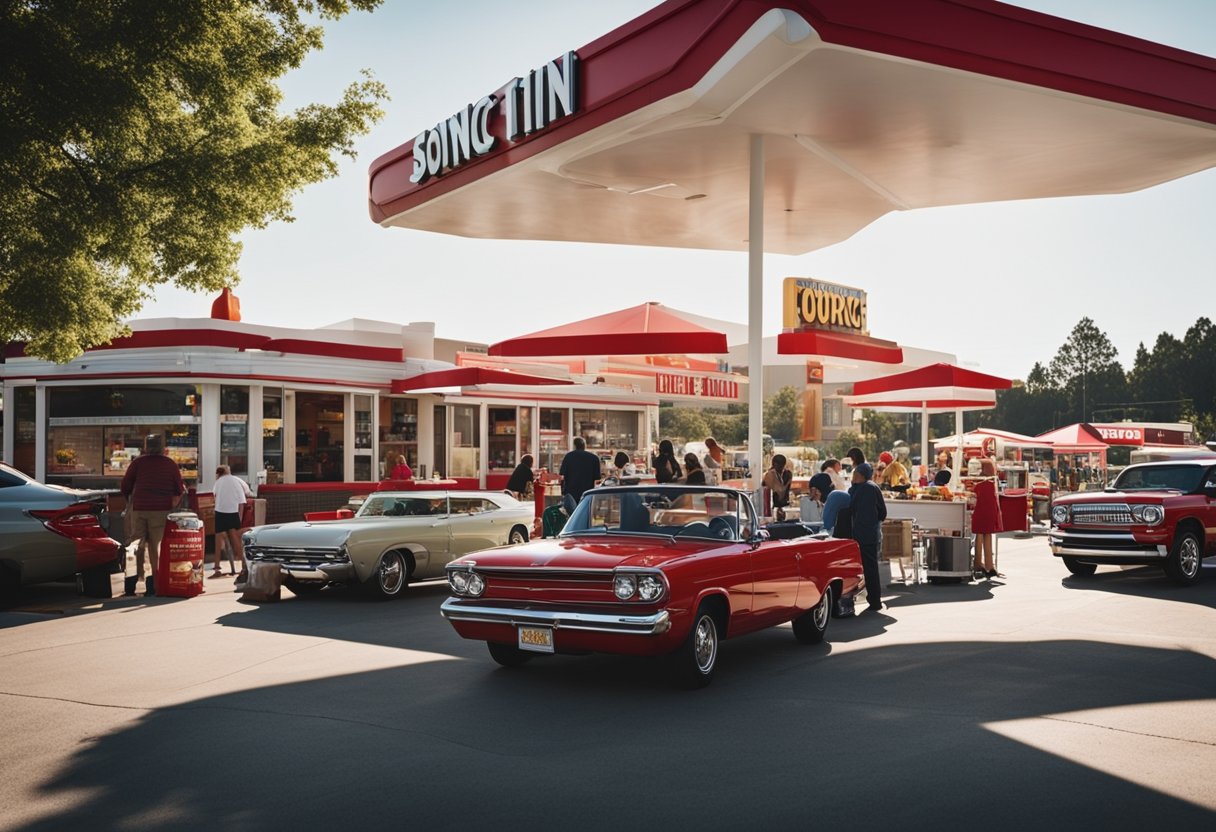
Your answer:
[0,462,121,596]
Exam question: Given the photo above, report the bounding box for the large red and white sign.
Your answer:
[1094,426,1144,446]
[656,373,739,400]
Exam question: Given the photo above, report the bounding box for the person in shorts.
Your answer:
[120,434,185,594]
[212,465,253,581]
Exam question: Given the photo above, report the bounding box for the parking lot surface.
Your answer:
[2,536,1214,831]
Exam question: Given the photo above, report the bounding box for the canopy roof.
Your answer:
[776,330,903,364]
[853,363,1013,396]
[932,428,1053,451]
[370,0,1216,253]
[1037,423,1110,453]
[488,301,727,357]
[390,367,573,393]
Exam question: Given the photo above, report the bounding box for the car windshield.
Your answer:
[1111,464,1209,493]
[561,488,752,541]
[357,495,446,517]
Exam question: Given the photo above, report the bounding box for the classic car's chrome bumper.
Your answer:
[262,561,356,582]
[440,599,671,636]
[1049,529,1168,559]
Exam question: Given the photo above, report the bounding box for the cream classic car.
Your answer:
[242,491,534,598]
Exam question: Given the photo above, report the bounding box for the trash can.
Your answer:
[924,535,973,583]
[156,512,206,597]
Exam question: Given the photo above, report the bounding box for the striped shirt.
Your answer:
[121,453,185,511]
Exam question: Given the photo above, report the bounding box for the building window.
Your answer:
[263,390,284,483]
[823,397,844,428]
[450,404,480,479]
[220,385,249,476]
[380,397,419,476]
[295,391,344,482]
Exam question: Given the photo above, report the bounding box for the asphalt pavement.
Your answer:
[1,536,1214,831]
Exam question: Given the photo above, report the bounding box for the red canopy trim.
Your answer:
[852,363,1012,395]
[261,339,404,364]
[1036,422,1110,451]
[777,330,904,364]
[489,302,728,357]
[391,367,574,393]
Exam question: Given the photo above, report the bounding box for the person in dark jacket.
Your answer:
[848,462,887,612]
[559,438,601,503]
[652,439,682,484]
[505,454,534,500]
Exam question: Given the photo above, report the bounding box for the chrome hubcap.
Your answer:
[813,587,831,629]
[380,554,404,593]
[1180,537,1200,577]
[510,531,525,544]
[694,615,717,673]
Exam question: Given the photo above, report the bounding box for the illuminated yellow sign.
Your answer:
[782,278,868,335]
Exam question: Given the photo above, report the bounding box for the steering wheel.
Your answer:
[674,521,710,537]
[708,516,735,540]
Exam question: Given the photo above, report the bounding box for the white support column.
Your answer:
[479,402,489,489]
[33,384,47,482]
[747,133,765,493]
[199,384,221,491]
[248,385,264,487]
[951,407,964,485]
[418,396,435,479]
[920,402,930,481]
[343,393,356,482]
[284,391,297,483]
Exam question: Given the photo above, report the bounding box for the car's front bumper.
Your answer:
[249,559,357,582]
[1049,528,1169,560]
[440,598,671,635]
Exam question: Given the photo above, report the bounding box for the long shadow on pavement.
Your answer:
[12,635,1216,831]
[1061,562,1216,609]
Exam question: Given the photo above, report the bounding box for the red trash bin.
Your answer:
[156,511,205,597]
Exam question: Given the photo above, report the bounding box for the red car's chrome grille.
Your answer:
[474,568,617,604]
[1070,504,1133,525]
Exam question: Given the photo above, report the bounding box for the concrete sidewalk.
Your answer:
[1,537,1214,831]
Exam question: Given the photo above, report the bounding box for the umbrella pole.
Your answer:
[747,134,765,500]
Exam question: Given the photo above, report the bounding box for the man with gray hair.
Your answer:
[120,433,185,594]
[559,436,601,503]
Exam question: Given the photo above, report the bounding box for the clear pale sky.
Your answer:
[140,0,1216,381]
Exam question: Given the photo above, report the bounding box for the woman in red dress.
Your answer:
[971,455,1003,578]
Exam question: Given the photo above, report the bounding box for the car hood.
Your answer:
[451,535,726,571]
[246,520,361,548]
[1055,491,1172,504]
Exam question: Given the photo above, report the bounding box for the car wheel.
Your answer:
[487,641,534,668]
[77,564,113,599]
[1062,557,1097,577]
[672,604,720,689]
[792,584,833,644]
[1165,530,1203,586]
[364,550,408,599]
[509,525,529,545]
[284,577,326,596]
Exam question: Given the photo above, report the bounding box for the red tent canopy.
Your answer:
[777,330,904,364]
[853,363,1013,396]
[1036,423,1110,453]
[488,302,727,357]
[391,367,573,393]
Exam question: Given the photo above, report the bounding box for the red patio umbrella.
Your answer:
[845,363,1014,478]
[369,0,1216,478]
[488,301,727,357]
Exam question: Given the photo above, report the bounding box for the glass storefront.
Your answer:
[263,390,284,483]
[380,397,418,477]
[353,394,373,481]
[45,384,201,485]
[295,391,345,482]
[220,385,249,475]
[539,407,567,473]
[488,407,518,473]
[12,387,37,476]
[450,404,480,479]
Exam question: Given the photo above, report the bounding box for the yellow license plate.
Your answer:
[518,626,554,654]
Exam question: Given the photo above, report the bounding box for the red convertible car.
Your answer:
[440,485,864,687]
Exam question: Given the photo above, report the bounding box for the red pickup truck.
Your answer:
[1049,458,1216,585]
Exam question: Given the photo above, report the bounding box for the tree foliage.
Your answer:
[984,315,1215,439]
[763,386,800,443]
[0,0,387,361]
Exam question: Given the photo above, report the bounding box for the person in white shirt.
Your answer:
[822,458,850,493]
[212,465,253,581]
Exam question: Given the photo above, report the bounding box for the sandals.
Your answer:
[209,569,225,578]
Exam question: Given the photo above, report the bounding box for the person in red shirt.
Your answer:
[120,434,185,592]
[388,454,413,480]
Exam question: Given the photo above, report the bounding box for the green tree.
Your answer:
[827,430,864,461]
[1,0,387,361]
[763,386,800,443]
[659,407,709,445]
[1048,317,1123,421]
